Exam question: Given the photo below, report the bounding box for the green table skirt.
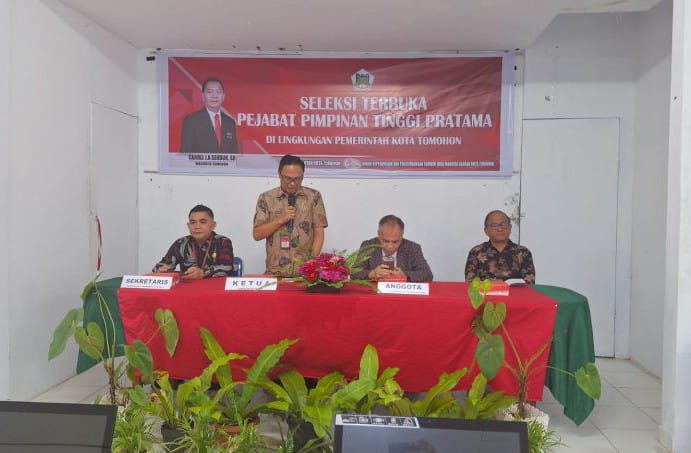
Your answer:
[534,284,595,425]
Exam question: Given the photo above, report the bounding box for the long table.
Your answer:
[78,278,596,425]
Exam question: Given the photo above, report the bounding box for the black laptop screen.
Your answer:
[334,414,528,453]
[0,401,117,453]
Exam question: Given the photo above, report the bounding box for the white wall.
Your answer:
[138,12,671,364]
[630,0,672,377]
[0,0,10,400]
[137,56,525,282]
[3,0,138,399]
[524,12,638,358]
[662,1,691,449]
[0,0,674,400]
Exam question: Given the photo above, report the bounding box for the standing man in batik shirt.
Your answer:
[253,155,328,276]
[465,210,536,284]
[153,204,234,279]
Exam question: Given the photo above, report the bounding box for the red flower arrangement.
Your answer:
[289,246,379,290]
[298,253,349,285]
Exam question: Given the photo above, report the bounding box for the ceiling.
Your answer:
[57,0,662,52]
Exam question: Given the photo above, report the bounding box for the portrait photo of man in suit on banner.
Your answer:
[179,77,239,154]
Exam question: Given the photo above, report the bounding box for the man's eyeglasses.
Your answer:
[280,175,304,184]
[487,222,510,229]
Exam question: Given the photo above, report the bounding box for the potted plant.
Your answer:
[126,337,245,440]
[223,420,270,453]
[526,419,564,453]
[111,404,160,453]
[467,278,601,425]
[382,369,467,418]
[48,274,180,405]
[198,328,299,428]
[457,373,517,420]
[271,344,404,451]
[374,362,515,422]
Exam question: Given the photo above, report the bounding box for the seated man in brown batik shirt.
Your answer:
[464,210,536,284]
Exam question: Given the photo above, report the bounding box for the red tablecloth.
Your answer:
[118,280,557,399]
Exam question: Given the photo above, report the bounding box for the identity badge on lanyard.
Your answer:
[280,232,291,250]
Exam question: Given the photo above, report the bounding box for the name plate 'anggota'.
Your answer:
[121,275,174,290]
[225,277,278,291]
[377,282,429,296]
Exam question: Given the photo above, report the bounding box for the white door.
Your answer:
[520,118,619,357]
[90,103,139,278]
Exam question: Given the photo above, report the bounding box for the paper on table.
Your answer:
[506,278,527,286]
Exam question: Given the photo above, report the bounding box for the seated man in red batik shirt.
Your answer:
[465,210,536,284]
[153,204,234,280]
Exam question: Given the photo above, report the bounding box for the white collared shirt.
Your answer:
[381,250,398,268]
[206,109,221,126]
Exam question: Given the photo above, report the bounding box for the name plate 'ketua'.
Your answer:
[121,275,174,290]
[377,282,429,296]
[225,277,278,291]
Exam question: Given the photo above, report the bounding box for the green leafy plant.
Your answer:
[468,278,601,419]
[128,330,297,442]
[111,404,159,453]
[200,329,299,425]
[527,420,564,453]
[256,344,402,452]
[224,420,270,453]
[127,342,243,431]
[48,274,179,405]
[457,373,516,420]
[384,369,468,418]
[168,411,226,453]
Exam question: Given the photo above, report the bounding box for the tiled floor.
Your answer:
[31,358,668,452]
[539,358,667,452]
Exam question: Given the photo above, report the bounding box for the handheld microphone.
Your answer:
[287,195,296,232]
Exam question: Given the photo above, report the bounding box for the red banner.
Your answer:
[160,53,513,176]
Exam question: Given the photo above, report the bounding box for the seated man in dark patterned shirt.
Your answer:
[465,210,535,284]
[153,204,234,280]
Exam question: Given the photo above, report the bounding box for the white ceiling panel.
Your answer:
[56,0,662,51]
